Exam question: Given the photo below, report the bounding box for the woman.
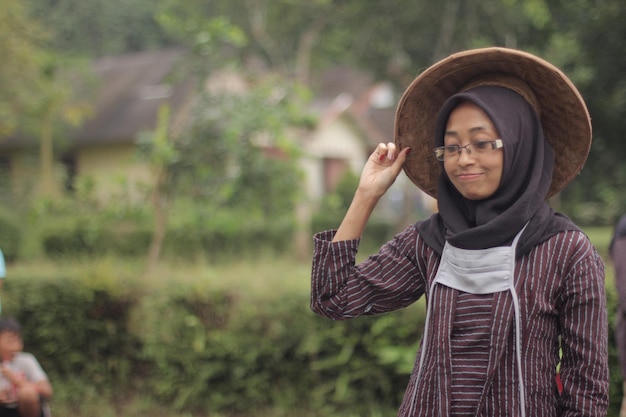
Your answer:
[310,48,609,416]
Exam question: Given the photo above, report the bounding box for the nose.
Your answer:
[456,146,476,164]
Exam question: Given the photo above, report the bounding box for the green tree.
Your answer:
[138,80,310,267]
[27,0,173,57]
[0,1,92,199]
[137,105,177,275]
[0,0,49,136]
[33,56,93,198]
[567,0,626,223]
[171,82,307,220]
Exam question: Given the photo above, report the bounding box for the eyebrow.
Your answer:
[444,126,492,137]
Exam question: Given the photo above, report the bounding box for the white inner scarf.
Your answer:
[411,224,528,417]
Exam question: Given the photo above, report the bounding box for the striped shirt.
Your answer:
[450,292,493,416]
[310,225,609,417]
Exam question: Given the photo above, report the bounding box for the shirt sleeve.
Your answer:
[17,353,48,383]
[310,224,427,320]
[0,249,6,278]
[558,237,609,416]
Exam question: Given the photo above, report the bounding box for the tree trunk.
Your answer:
[39,110,57,198]
[295,17,328,87]
[145,168,168,277]
[432,0,461,62]
[245,0,285,70]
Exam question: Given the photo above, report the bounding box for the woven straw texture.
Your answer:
[394,47,591,198]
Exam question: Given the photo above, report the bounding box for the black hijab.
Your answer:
[417,86,579,258]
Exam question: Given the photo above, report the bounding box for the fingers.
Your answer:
[396,146,412,165]
[376,142,396,162]
[376,142,410,163]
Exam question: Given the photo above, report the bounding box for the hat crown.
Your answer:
[461,73,541,118]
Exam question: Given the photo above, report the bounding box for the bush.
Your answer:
[2,268,140,395]
[129,286,423,415]
[164,208,296,261]
[41,221,153,259]
[2,261,423,416]
[0,206,21,261]
[39,206,296,261]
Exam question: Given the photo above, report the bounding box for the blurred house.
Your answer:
[0,48,195,202]
[304,66,394,200]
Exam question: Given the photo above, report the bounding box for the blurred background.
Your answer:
[0,0,624,415]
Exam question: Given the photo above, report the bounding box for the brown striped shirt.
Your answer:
[450,292,493,416]
[310,225,609,417]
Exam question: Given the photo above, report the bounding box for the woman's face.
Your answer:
[443,102,504,200]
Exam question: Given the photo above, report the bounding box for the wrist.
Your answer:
[353,188,383,205]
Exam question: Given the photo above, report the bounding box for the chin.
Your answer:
[459,190,494,200]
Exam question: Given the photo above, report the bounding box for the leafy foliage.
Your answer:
[0,0,49,135]
[560,1,626,223]
[3,269,140,396]
[149,81,308,217]
[4,263,425,416]
[0,206,21,261]
[27,0,172,57]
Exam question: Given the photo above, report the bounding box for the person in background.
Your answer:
[611,214,626,417]
[310,48,609,416]
[0,318,52,417]
[0,249,6,315]
[0,248,6,285]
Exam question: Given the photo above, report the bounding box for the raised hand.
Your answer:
[357,142,411,199]
[332,142,410,242]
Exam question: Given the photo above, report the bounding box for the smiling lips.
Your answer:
[455,171,485,180]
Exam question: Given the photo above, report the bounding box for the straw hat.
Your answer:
[394,47,592,198]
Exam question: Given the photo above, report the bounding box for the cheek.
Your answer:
[442,160,455,178]
[491,154,505,183]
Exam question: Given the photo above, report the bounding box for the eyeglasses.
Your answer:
[434,139,503,161]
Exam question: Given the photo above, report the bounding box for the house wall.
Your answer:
[4,150,40,199]
[75,143,154,204]
[302,118,368,203]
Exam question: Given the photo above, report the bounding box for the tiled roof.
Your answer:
[75,48,195,145]
[311,66,397,147]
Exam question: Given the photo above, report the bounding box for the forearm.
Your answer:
[332,143,410,242]
[13,378,52,399]
[332,190,381,242]
[35,380,52,399]
[311,225,424,319]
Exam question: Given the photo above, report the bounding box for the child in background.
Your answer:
[0,318,52,417]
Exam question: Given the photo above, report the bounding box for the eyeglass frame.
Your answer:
[433,139,503,161]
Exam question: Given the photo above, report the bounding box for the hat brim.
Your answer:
[394,47,591,198]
